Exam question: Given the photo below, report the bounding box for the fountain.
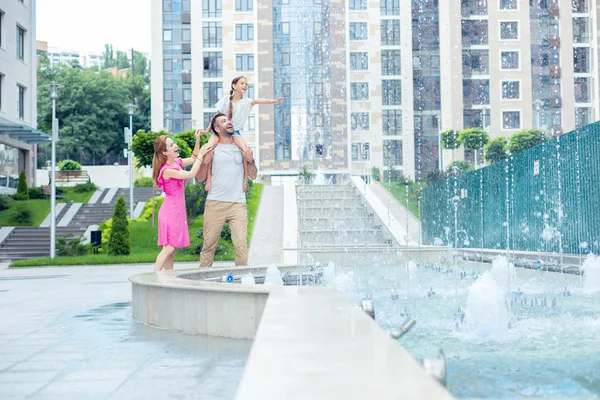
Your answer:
[464,271,509,341]
[582,254,600,294]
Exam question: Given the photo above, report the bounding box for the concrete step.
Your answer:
[298,199,365,208]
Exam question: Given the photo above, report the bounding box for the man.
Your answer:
[196,113,257,268]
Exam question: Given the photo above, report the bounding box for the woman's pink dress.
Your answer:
[157,158,189,248]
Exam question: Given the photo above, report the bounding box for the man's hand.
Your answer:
[241,147,254,163]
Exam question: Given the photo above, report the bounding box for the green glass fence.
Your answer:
[421,121,600,255]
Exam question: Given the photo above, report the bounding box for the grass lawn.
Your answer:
[0,199,51,227]
[58,186,97,203]
[10,183,264,267]
[383,182,426,219]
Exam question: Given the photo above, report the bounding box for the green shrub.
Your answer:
[423,170,447,184]
[446,160,474,177]
[485,137,509,164]
[13,171,29,201]
[28,187,44,199]
[57,235,90,256]
[135,196,164,223]
[58,159,82,171]
[371,167,381,182]
[10,204,32,225]
[0,195,14,211]
[107,196,130,255]
[298,167,315,184]
[74,182,98,193]
[134,177,154,187]
[185,184,207,223]
[221,224,232,241]
[384,170,412,185]
[99,218,112,247]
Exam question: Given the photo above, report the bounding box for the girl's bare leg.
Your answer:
[164,251,175,270]
[154,245,176,272]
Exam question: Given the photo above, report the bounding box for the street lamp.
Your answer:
[533,99,544,130]
[479,106,490,169]
[125,103,138,220]
[47,81,63,259]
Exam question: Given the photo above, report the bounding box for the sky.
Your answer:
[36,0,151,55]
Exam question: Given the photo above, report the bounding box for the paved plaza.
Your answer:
[0,262,250,399]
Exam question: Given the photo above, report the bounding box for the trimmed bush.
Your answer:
[13,171,29,201]
[28,187,44,199]
[0,194,14,211]
[10,204,32,225]
[74,182,98,193]
[99,218,112,247]
[371,167,381,182]
[107,196,130,255]
[135,196,165,223]
[58,159,82,171]
[134,177,153,187]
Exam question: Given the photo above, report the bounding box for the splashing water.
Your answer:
[264,266,284,286]
[313,170,327,185]
[241,273,256,285]
[323,262,337,289]
[489,255,515,295]
[464,271,509,341]
[582,254,600,294]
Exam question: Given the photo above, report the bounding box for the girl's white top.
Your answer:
[215,96,254,131]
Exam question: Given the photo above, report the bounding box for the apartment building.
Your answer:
[0,0,47,191]
[152,0,599,182]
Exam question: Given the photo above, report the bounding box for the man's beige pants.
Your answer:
[199,200,248,268]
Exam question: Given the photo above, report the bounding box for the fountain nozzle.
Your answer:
[389,318,416,339]
[360,298,375,319]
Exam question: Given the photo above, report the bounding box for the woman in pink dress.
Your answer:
[152,132,212,271]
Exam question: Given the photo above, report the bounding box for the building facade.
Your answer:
[36,41,105,69]
[0,0,48,192]
[152,0,599,182]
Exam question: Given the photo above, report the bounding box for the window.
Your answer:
[203,52,222,77]
[350,82,369,100]
[203,0,222,17]
[282,83,291,97]
[350,52,368,70]
[247,115,256,130]
[16,26,25,61]
[183,59,192,71]
[500,51,519,69]
[573,47,589,73]
[500,21,518,40]
[183,119,192,131]
[351,142,370,161]
[349,0,367,10]
[236,54,254,71]
[462,20,488,45]
[204,112,214,128]
[500,0,517,9]
[182,0,191,12]
[349,22,368,40]
[282,52,290,66]
[351,113,370,131]
[575,107,591,128]
[315,113,324,127]
[203,22,222,47]
[163,0,172,12]
[383,140,403,166]
[0,74,3,111]
[163,29,172,42]
[383,109,402,136]
[163,59,173,72]
[247,84,255,99]
[574,77,590,103]
[382,79,401,105]
[463,50,489,75]
[572,0,588,13]
[501,81,520,99]
[314,22,322,35]
[17,85,25,119]
[0,11,4,48]
[381,20,400,45]
[236,24,254,41]
[164,89,173,101]
[572,18,589,43]
[203,82,223,107]
[502,111,520,129]
[380,0,400,15]
[282,22,290,35]
[463,80,489,104]
[182,29,191,42]
[382,50,401,75]
[236,0,253,11]
[183,88,192,102]
[314,83,324,96]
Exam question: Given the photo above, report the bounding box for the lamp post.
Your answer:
[533,99,543,130]
[126,104,137,220]
[48,82,63,259]
[479,106,490,169]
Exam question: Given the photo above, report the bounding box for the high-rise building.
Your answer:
[0,0,47,191]
[152,0,599,182]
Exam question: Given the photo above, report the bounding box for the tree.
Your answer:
[485,137,509,164]
[446,160,474,177]
[107,196,130,255]
[116,50,130,69]
[424,170,447,184]
[14,171,29,201]
[103,44,115,69]
[132,50,149,78]
[440,130,461,151]
[132,130,192,168]
[458,127,489,168]
[507,129,549,155]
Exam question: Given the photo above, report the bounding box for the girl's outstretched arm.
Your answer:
[251,97,284,106]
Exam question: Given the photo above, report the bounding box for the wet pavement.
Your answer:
[0,262,250,399]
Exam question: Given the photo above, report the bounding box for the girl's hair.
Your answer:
[228,76,246,120]
[152,135,169,188]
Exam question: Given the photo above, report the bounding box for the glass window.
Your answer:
[203,82,223,107]
[183,88,192,102]
[351,113,370,131]
[350,52,368,70]
[282,52,290,66]
[17,85,25,119]
[575,107,591,128]
[236,0,253,11]
[502,111,520,129]
[315,113,324,127]
[163,59,172,72]
[573,47,589,73]
[163,0,172,12]
[203,0,222,17]
[204,112,214,128]
[572,18,589,43]
[16,26,25,61]
[349,0,367,10]
[282,22,290,35]
[163,29,172,42]
[182,29,191,42]
[164,89,173,102]
[314,22,322,35]
[183,59,192,71]
[383,109,402,136]
[236,24,254,41]
[382,50,401,75]
[381,20,400,45]
[236,54,254,71]
[572,0,588,13]
[462,20,488,45]
[574,77,590,103]
[501,81,520,99]
[500,0,517,9]
[203,52,223,77]
[247,115,256,130]
[351,142,370,161]
[380,0,400,15]
[500,21,518,40]
[383,140,403,166]
[350,82,369,101]
[182,0,191,12]
[0,12,4,48]
[247,84,255,99]
[500,51,519,69]
[203,22,222,47]
[382,79,401,105]
[349,22,368,40]
[0,74,3,111]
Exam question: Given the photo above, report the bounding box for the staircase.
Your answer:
[297,184,402,267]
